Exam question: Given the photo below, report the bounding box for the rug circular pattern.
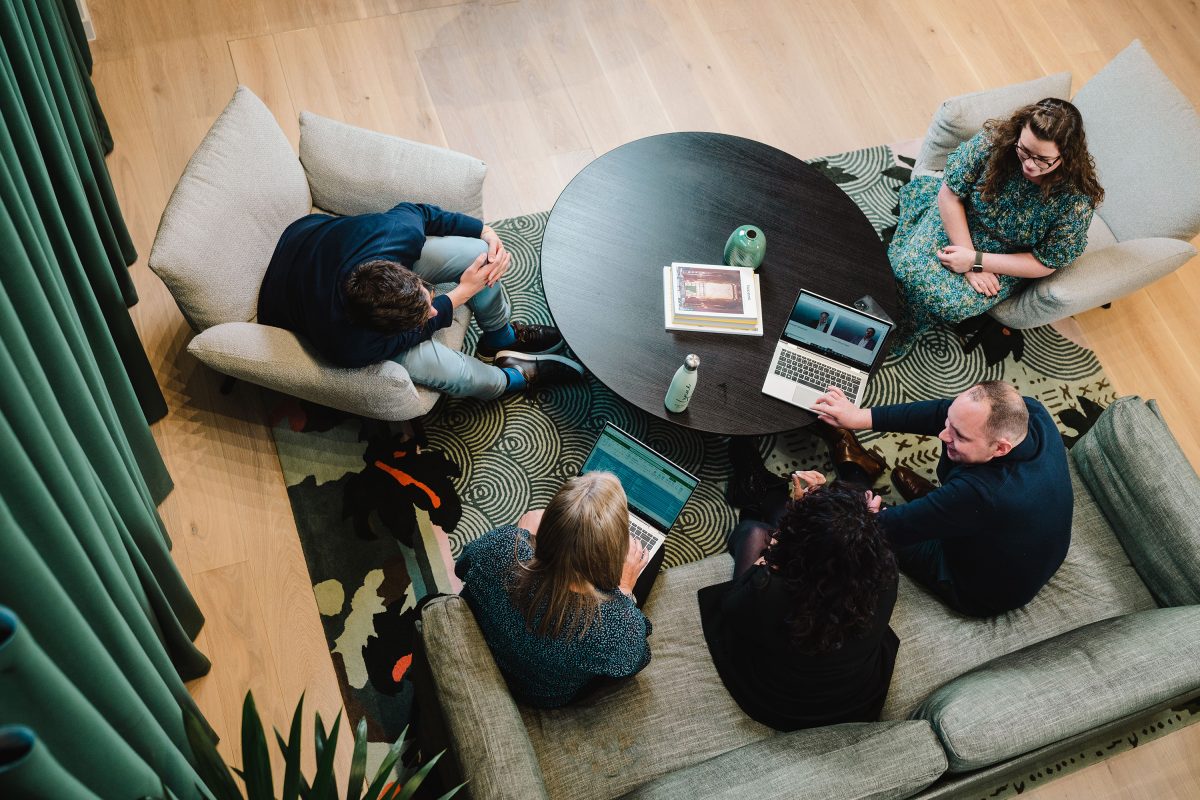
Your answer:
[270,146,1132,786]
[423,145,1115,562]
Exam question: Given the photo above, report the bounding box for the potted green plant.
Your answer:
[183,692,461,800]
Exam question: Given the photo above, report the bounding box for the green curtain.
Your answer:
[0,0,216,797]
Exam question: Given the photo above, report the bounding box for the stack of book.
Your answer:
[662,262,763,336]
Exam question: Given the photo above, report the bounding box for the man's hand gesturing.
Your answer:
[810,386,872,430]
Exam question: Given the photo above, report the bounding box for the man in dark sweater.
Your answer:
[811,381,1072,617]
[258,202,582,399]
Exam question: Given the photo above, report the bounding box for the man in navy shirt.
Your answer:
[811,381,1072,617]
[258,202,583,400]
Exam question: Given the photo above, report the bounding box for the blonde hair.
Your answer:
[510,473,629,639]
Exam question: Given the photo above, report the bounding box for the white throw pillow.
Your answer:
[299,113,487,220]
[913,72,1072,176]
[148,86,311,332]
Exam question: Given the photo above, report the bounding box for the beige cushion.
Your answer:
[913,72,1072,177]
[148,86,311,332]
[186,304,470,421]
[882,461,1157,720]
[1073,40,1200,241]
[299,112,486,219]
[989,236,1196,329]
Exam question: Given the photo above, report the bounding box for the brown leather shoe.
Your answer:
[891,465,936,502]
[813,424,887,484]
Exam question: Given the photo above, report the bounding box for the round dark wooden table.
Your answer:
[541,132,898,436]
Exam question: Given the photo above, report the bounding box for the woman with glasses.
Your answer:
[887,98,1104,352]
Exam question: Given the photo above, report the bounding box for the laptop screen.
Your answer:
[581,424,698,530]
[781,290,893,370]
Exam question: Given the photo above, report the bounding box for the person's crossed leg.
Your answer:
[392,235,583,399]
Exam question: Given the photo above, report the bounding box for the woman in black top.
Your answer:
[701,471,899,731]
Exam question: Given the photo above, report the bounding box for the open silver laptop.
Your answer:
[581,423,699,561]
[762,289,892,408]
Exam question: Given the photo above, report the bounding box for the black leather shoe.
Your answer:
[891,465,936,502]
[477,322,564,359]
[494,351,584,390]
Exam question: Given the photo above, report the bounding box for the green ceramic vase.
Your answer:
[723,224,766,269]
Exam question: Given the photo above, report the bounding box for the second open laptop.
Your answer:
[580,423,699,561]
[762,289,893,409]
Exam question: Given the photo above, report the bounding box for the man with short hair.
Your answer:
[809,311,832,332]
[855,327,878,349]
[258,202,582,401]
[811,380,1072,617]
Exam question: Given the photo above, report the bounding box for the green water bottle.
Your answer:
[723,224,766,270]
[664,354,700,413]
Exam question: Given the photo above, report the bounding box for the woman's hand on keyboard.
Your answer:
[620,539,651,596]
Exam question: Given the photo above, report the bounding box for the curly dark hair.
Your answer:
[762,483,897,653]
[342,259,431,333]
[978,98,1104,207]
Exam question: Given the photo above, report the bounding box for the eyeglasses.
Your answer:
[1014,142,1060,170]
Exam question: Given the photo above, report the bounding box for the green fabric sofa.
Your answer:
[417,396,1200,799]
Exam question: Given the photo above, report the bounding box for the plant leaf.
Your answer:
[314,712,328,761]
[394,752,443,800]
[362,727,408,800]
[432,782,466,800]
[345,717,369,800]
[309,712,341,799]
[240,692,275,800]
[183,706,243,800]
[277,693,305,800]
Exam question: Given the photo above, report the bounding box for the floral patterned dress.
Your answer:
[888,130,1094,337]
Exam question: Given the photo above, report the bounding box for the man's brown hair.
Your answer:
[967,381,1029,443]
[342,260,430,333]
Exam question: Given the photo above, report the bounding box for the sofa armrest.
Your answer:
[419,596,550,800]
[1069,396,1200,607]
[299,112,486,219]
[913,606,1200,772]
[187,322,431,421]
[988,237,1196,329]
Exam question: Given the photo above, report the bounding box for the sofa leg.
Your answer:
[1101,302,1112,309]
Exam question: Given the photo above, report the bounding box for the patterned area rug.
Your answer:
[266,145,1198,793]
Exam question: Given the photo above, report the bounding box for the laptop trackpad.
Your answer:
[792,385,819,407]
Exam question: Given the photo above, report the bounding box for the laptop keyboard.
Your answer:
[629,517,662,552]
[774,350,861,396]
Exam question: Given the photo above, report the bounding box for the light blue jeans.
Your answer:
[390,236,511,400]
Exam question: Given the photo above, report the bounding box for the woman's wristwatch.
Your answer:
[971,250,984,272]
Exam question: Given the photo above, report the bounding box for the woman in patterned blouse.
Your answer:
[455,472,653,708]
[888,98,1105,351]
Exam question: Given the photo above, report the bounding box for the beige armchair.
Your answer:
[910,40,1200,330]
[148,86,488,420]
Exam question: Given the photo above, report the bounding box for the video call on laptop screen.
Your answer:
[582,425,697,530]
[782,290,893,370]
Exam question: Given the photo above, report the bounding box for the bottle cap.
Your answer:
[684,354,700,370]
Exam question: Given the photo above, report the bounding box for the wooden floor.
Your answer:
[88,0,1200,794]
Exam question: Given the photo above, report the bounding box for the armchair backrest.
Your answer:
[1071,40,1200,242]
[148,86,311,332]
[298,113,486,219]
